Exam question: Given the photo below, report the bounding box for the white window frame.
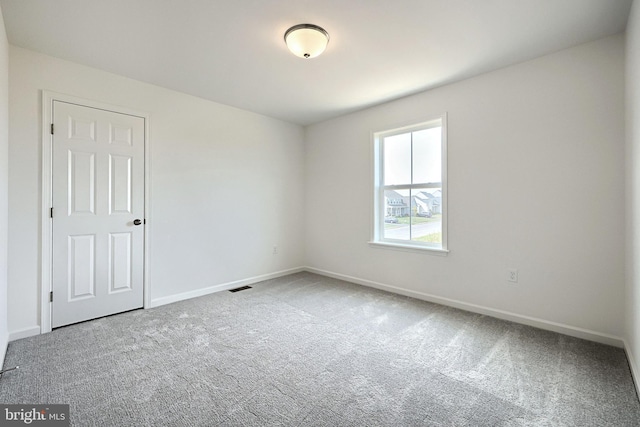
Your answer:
[370,114,448,254]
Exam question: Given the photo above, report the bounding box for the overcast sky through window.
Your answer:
[383,127,441,186]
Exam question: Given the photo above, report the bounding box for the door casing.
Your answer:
[41,91,151,333]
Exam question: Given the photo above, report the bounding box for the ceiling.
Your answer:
[0,0,633,125]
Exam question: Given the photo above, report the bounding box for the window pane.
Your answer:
[410,188,442,244]
[374,116,447,251]
[384,133,411,185]
[412,127,441,184]
[383,189,410,241]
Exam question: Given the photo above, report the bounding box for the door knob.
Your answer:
[133,219,142,226]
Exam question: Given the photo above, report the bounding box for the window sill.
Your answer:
[368,241,449,256]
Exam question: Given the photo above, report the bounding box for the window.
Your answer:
[372,115,447,252]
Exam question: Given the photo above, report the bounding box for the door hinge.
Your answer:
[50,123,54,135]
[49,291,53,302]
[50,207,53,218]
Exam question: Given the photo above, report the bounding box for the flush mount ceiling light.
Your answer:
[284,24,330,59]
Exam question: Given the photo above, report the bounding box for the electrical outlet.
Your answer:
[273,245,278,255]
[508,269,518,283]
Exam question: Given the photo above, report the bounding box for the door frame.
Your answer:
[41,91,151,333]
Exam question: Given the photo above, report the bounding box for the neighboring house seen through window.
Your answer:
[372,115,448,252]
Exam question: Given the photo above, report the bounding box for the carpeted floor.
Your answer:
[1,272,639,426]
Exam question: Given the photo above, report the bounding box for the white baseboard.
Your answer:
[8,326,41,342]
[305,267,624,348]
[149,267,305,308]
[624,340,640,399]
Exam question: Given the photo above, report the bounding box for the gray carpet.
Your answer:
[1,272,639,426]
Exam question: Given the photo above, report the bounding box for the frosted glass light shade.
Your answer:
[284,24,329,58]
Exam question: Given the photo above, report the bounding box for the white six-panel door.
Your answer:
[51,101,145,327]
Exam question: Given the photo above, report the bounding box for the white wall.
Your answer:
[0,6,9,362]
[626,0,640,389]
[306,35,626,342]
[8,46,305,337]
